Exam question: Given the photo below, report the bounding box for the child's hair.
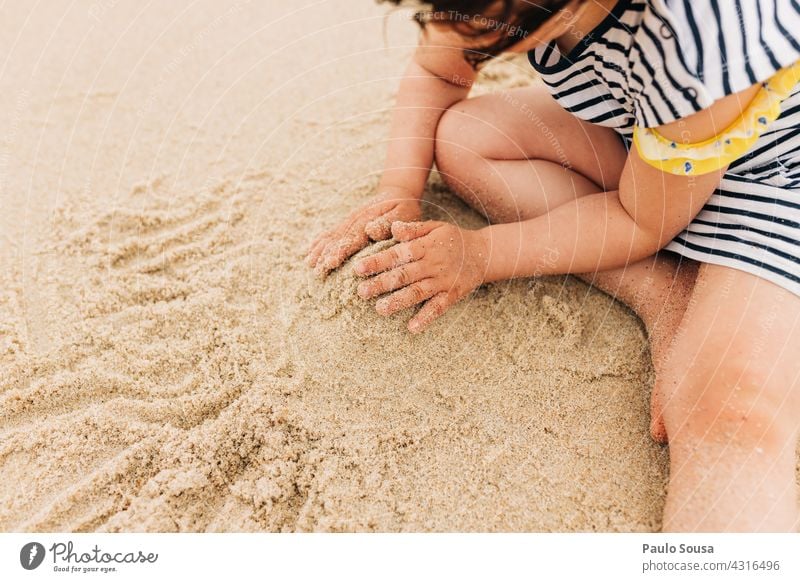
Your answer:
[379,0,580,67]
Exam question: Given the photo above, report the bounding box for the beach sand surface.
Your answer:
[0,0,733,532]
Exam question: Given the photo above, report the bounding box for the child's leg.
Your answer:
[434,86,697,439]
[659,263,800,531]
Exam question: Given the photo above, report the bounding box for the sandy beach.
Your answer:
[0,0,684,532]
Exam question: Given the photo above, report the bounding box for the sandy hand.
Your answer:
[305,188,422,278]
[353,220,489,334]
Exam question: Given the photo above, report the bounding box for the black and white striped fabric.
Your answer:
[527,0,800,296]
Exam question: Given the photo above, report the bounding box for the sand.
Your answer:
[0,0,674,532]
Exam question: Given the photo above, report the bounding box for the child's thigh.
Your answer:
[435,85,628,191]
[664,262,800,443]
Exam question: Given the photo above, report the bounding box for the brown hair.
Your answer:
[379,0,581,67]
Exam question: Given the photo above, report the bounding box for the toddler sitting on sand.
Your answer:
[306,0,800,532]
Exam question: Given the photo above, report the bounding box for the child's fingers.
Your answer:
[305,232,335,267]
[408,291,454,333]
[358,197,400,238]
[374,278,437,316]
[314,214,369,273]
[354,239,424,276]
[365,203,421,241]
[364,216,393,241]
[315,230,369,277]
[310,199,398,267]
[308,230,344,268]
[391,220,444,242]
[306,221,349,266]
[356,261,427,299]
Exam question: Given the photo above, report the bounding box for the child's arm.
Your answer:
[354,83,762,332]
[480,84,761,282]
[305,26,476,277]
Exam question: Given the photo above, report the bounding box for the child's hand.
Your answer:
[305,187,422,277]
[353,220,489,333]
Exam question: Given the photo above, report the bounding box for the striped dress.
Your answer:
[527,0,800,296]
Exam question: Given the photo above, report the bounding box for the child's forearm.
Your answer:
[378,58,471,198]
[480,190,664,283]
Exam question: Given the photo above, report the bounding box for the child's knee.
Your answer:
[664,358,800,452]
[434,100,475,174]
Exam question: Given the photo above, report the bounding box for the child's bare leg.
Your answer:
[659,263,800,531]
[582,255,699,442]
[434,87,697,439]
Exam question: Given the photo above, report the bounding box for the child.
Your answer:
[305,0,800,532]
